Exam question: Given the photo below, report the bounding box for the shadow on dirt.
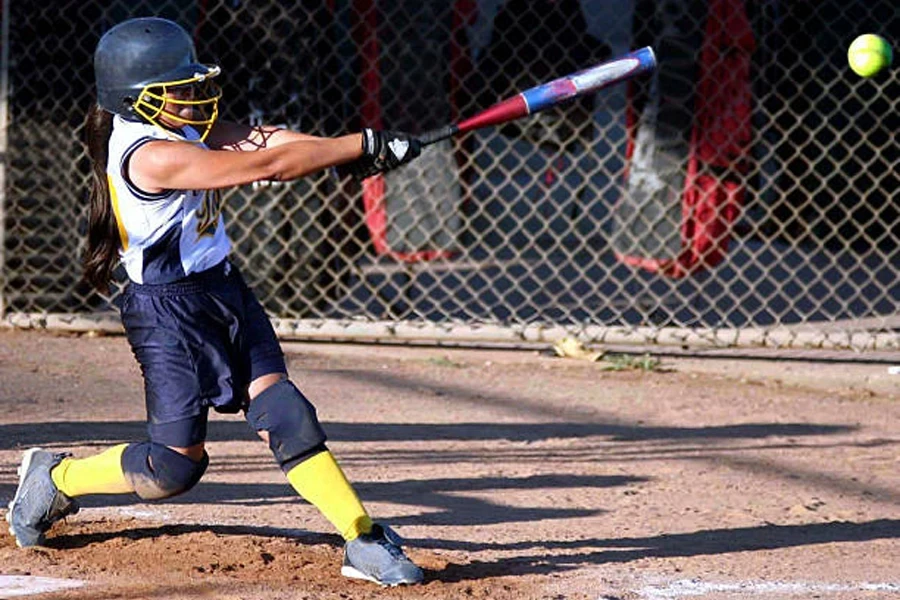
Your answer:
[0,419,855,449]
[36,517,900,584]
[0,419,865,529]
[2,418,881,575]
[44,523,340,551]
[0,473,639,528]
[425,518,900,581]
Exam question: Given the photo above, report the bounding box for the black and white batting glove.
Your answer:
[333,129,422,181]
[361,128,422,172]
[333,154,381,181]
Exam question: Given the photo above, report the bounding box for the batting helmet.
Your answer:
[94,17,221,141]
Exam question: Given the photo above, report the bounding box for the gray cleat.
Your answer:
[6,448,79,547]
[341,523,424,586]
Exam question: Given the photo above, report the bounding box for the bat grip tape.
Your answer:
[419,124,459,146]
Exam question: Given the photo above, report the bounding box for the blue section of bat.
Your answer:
[521,47,656,114]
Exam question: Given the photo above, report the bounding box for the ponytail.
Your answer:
[82,104,119,293]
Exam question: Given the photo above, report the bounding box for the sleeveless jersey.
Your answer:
[107,116,231,284]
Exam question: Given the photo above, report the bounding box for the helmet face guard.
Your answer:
[133,67,222,142]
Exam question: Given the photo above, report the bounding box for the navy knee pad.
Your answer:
[122,442,209,500]
[246,379,327,472]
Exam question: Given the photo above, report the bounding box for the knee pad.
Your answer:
[122,442,209,500]
[246,380,327,471]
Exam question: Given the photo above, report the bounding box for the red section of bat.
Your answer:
[456,95,528,133]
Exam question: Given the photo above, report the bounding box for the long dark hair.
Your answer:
[83,104,119,293]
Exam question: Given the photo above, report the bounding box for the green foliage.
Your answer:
[601,353,662,372]
[426,356,467,369]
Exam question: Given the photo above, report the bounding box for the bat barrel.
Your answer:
[521,46,657,114]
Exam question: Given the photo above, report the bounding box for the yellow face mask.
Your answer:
[132,66,222,142]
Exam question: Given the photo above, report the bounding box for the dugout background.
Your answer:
[0,0,897,351]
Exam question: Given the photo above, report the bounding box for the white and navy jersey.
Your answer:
[107,116,231,284]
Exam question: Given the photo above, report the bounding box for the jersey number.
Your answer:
[195,189,222,238]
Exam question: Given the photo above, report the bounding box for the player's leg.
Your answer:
[49,414,208,500]
[246,374,371,540]
[246,375,423,586]
[51,440,207,499]
[92,284,213,502]
[7,287,214,547]
[8,435,208,548]
[8,435,207,547]
[236,271,422,586]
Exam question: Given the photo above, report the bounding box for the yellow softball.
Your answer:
[848,34,893,78]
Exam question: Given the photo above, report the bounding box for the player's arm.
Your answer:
[206,121,323,152]
[129,135,364,193]
[207,121,428,182]
[130,127,422,192]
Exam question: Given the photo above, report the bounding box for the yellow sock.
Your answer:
[285,451,372,541]
[51,443,134,497]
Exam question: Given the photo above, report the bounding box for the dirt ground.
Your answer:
[0,328,898,600]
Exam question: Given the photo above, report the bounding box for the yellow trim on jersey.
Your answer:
[195,189,222,238]
[108,175,130,251]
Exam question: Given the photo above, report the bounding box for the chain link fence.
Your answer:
[1,0,897,351]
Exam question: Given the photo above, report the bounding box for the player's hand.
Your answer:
[333,155,381,181]
[333,130,422,181]
[361,129,421,172]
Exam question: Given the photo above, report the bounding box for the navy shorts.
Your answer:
[120,260,286,447]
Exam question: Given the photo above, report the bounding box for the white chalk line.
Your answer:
[0,575,84,597]
[626,578,900,599]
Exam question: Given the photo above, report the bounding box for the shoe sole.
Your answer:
[340,565,418,587]
[6,447,44,548]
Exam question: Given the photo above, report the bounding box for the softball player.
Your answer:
[6,17,422,587]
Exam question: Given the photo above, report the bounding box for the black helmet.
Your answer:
[94,17,221,140]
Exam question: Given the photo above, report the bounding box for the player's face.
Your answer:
[134,75,221,142]
[160,84,198,125]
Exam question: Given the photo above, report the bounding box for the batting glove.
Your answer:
[333,129,422,181]
[333,155,381,181]
[362,128,421,170]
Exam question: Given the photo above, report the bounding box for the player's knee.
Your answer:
[122,442,209,500]
[246,379,327,472]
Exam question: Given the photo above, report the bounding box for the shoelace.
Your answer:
[374,535,407,560]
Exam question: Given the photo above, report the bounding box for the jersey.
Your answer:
[107,116,231,284]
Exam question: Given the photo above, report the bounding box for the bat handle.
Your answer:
[418,124,459,146]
